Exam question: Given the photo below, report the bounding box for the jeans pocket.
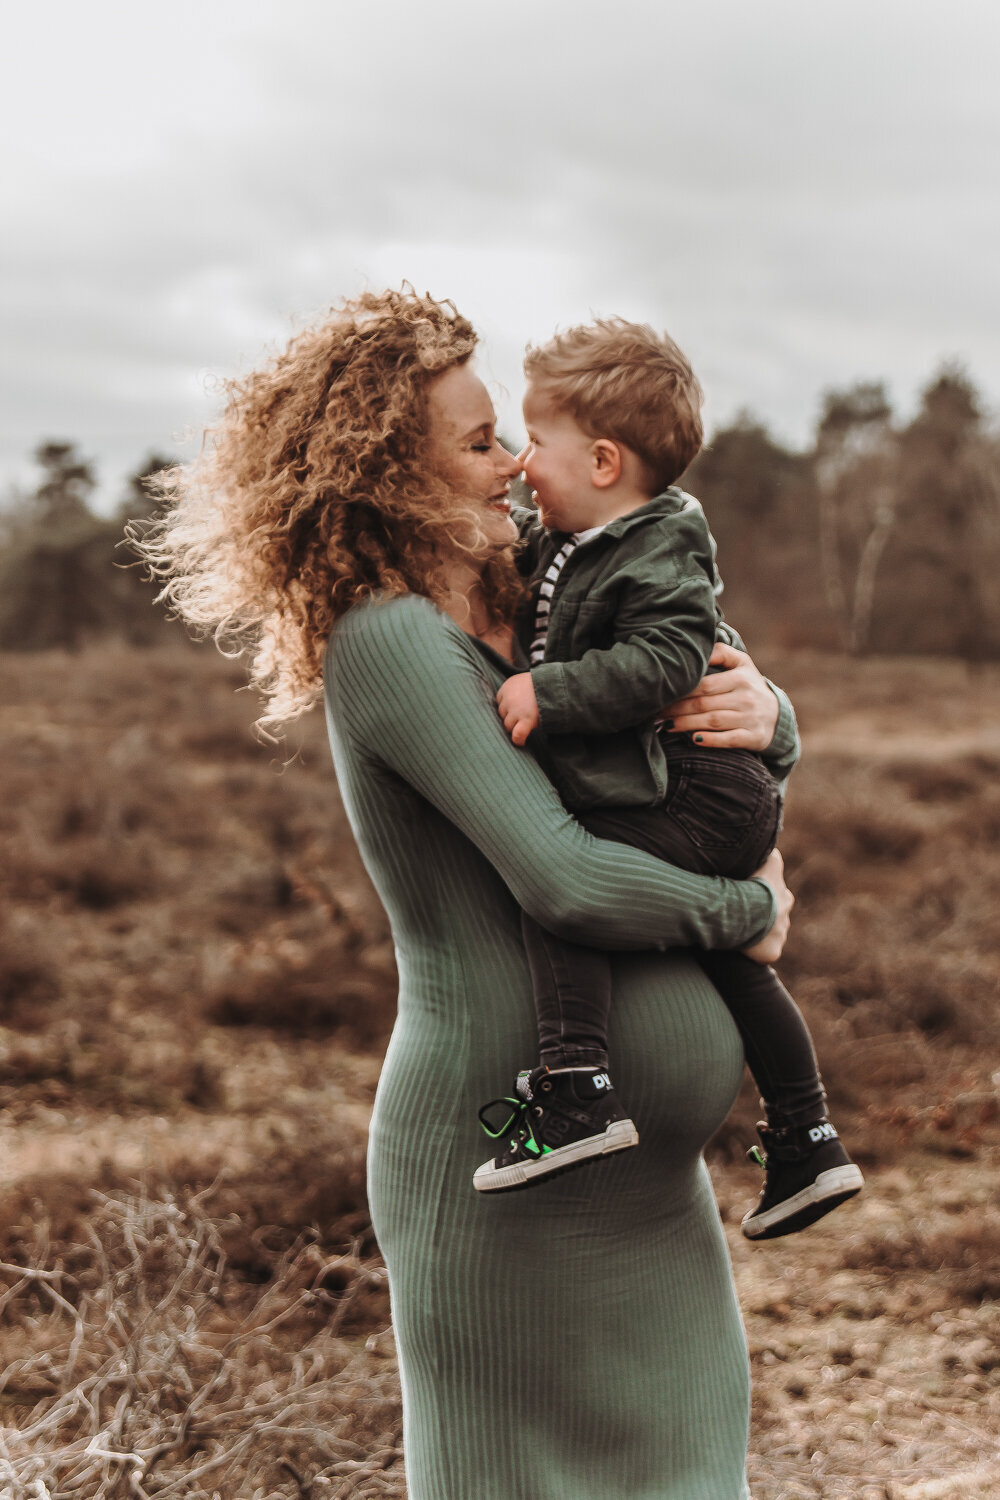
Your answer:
[664,748,780,877]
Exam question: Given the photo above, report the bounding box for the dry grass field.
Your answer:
[1,643,998,1499]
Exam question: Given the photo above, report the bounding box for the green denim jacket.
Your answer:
[514,489,799,811]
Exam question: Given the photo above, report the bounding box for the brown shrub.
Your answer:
[840,1211,1000,1303]
[0,913,62,1029]
[884,755,995,803]
[4,642,999,1230]
[205,943,396,1049]
[0,1187,401,1500]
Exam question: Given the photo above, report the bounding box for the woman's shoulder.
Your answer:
[328,592,444,648]
[330,591,435,636]
[325,592,475,676]
[322,591,499,746]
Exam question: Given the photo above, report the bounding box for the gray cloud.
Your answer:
[3,0,998,505]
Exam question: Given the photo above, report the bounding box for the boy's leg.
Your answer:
[695,951,826,1127]
[580,776,829,1128]
[582,742,829,1129]
[581,757,863,1237]
[520,911,612,1070]
[473,907,635,1194]
[516,741,783,1080]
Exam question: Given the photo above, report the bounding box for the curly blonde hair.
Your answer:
[134,288,523,734]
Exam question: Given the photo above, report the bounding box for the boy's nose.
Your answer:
[514,444,530,468]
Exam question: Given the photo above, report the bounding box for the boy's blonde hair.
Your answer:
[524,317,703,491]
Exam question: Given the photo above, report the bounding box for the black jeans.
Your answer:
[521,737,827,1129]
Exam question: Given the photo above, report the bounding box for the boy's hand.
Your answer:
[496,673,540,747]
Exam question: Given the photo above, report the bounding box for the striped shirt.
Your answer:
[529,525,607,665]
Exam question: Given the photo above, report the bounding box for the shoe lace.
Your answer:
[478,1094,543,1154]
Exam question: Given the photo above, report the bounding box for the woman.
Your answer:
[141,288,796,1500]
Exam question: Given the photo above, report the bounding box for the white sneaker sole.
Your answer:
[742,1163,865,1239]
[473,1118,639,1194]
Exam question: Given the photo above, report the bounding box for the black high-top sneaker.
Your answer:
[473,1065,638,1193]
[741,1119,864,1240]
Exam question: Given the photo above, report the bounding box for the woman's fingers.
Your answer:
[664,657,778,752]
[668,699,759,738]
[670,672,740,708]
[707,640,747,671]
[666,674,753,721]
[668,705,745,733]
[742,849,793,963]
[673,727,759,749]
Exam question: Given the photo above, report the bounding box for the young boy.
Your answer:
[473,318,863,1240]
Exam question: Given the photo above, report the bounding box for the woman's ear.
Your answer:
[591,438,623,489]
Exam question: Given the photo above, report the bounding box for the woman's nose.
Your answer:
[500,444,523,475]
[514,444,530,468]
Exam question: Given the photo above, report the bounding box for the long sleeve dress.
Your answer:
[322,594,786,1500]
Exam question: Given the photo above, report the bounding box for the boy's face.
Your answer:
[520,386,612,534]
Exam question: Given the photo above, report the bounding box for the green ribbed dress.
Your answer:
[323,595,778,1500]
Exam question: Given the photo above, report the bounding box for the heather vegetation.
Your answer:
[1,644,998,1497]
[0,447,180,651]
[1,365,999,1497]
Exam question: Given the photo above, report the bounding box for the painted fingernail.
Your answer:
[694,734,704,743]
[663,718,674,729]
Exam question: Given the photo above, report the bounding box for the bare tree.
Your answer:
[31,441,96,528]
[964,433,1000,649]
[814,382,897,654]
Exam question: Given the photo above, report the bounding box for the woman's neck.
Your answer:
[439,559,515,662]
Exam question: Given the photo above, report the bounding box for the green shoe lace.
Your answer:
[477,1093,553,1159]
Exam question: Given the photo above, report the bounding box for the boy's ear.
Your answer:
[591,439,623,489]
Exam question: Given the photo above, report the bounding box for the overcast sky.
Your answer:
[3,0,999,509]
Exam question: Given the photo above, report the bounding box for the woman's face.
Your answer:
[426,363,521,552]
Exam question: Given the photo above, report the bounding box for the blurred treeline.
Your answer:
[2,361,998,656]
[0,444,178,650]
[687,364,1000,657]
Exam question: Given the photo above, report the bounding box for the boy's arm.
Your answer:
[528,524,719,738]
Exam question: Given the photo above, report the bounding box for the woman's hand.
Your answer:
[742,849,793,964]
[663,641,779,751]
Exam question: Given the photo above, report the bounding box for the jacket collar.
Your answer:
[524,486,692,546]
[592,486,691,541]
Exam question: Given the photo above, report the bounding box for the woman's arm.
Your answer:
[326,596,780,953]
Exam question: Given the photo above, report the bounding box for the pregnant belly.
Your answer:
[367,946,751,1500]
[605,949,745,1163]
[368,946,744,1238]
